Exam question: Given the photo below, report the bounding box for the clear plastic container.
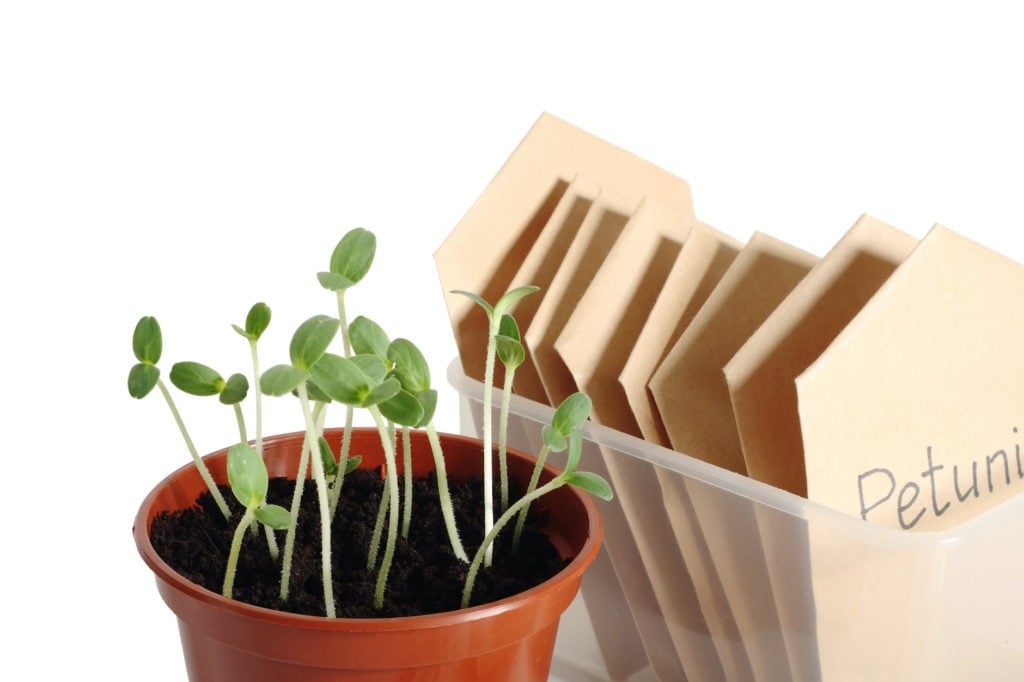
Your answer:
[449,359,1024,682]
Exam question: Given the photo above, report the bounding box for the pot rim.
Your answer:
[133,427,603,632]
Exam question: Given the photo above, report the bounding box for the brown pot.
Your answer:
[134,428,603,681]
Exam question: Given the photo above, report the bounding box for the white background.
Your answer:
[3,1,1024,679]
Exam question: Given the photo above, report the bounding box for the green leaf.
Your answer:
[564,427,583,474]
[495,334,525,369]
[362,377,402,408]
[254,504,292,530]
[345,454,363,474]
[244,302,271,340]
[318,437,337,477]
[541,424,567,452]
[376,387,423,426]
[387,338,431,393]
[349,316,390,359]
[415,389,437,427]
[289,315,339,371]
[227,443,268,508]
[328,227,376,287]
[563,471,614,501]
[170,361,225,397]
[552,392,592,436]
[219,373,249,405]
[493,285,540,317]
[132,316,162,364]
[303,378,333,404]
[260,364,308,396]
[498,314,521,343]
[317,271,356,292]
[128,363,160,399]
[451,289,494,319]
[308,353,369,405]
[350,354,388,385]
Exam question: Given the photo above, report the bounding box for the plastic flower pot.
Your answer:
[134,428,603,681]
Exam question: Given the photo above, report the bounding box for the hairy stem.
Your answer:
[513,443,551,552]
[329,406,354,520]
[401,426,413,538]
[498,364,516,514]
[425,421,468,561]
[223,506,256,599]
[156,379,230,519]
[481,319,499,566]
[233,403,248,445]
[279,401,324,601]
[248,338,264,457]
[370,407,401,610]
[367,424,395,570]
[297,384,336,618]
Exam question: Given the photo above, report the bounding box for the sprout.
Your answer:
[461,427,612,608]
[221,443,292,599]
[128,317,231,520]
[451,285,539,565]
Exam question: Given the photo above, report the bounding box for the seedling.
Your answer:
[513,391,592,550]
[222,443,292,599]
[128,316,231,520]
[495,313,526,515]
[318,228,376,516]
[461,425,613,608]
[231,302,272,456]
[260,314,342,616]
[451,286,539,565]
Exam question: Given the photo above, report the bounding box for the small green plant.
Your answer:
[451,286,539,565]
[222,443,292,599]
[461,424,613,608]
[131,227,612,618]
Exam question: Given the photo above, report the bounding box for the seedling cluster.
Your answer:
[129,228,612,617]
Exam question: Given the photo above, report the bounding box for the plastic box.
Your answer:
[448,359,1024,682]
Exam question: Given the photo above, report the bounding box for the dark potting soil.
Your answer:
[149,470,568,618]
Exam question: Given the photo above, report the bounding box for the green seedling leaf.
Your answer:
[349,316,391,359]
[495,334,525,369]
[564,427,583,474]
[260,364,308,396]
[302,378,333,404]
[387,338,430,393]
[289,315,339,371]
[316,271,356,292]
[254,504,292,529]
[170,361,226,397]
[243,302,271,340]
[563,471,614,501]
[498,313,521,342]
[351,354,388,385]
[345,455,363,474]
[362,376,403,408]
[415,389,437,427]
[219,373,249,405]
[318,437,338,477]
[309,353,370,405]
[451,290,494,318]
[493,285,540,318]
[227,443,268,508]
[328,227,376,287]
[377,387,424,426]
[128,363,160,399]
[552,392,592,436]
[541,424,567,452]
[132,316,162,364]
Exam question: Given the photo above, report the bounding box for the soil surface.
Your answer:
[149,469,567,618]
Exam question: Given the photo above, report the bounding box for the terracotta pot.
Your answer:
[134,428,603,681]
